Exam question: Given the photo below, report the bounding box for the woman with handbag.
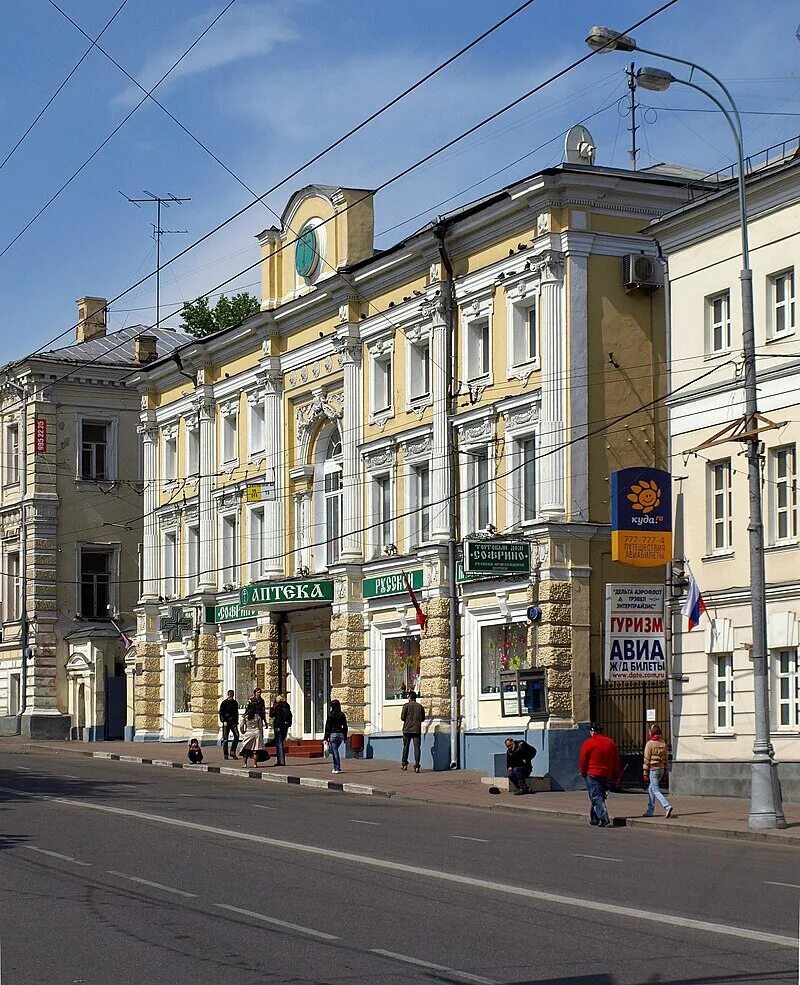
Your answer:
[642,724,673,818]
[323,698,348,775]
[239,688,269,768]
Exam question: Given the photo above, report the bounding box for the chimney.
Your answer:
[135,335,158,364]
[76,297,107,343]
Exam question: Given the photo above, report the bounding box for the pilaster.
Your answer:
[538,254,567,516]
[138,411,159,602]
[196,389,217,593]
[334,321,363,561]
[425,292,452,540]
[192,623,221,742]
[258,358,285,576]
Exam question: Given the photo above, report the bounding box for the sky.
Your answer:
[0,0,799,362]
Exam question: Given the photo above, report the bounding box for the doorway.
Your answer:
[302,655,330,739]
[105,675,126,740]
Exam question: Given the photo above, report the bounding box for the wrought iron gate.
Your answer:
[590,674,671,785]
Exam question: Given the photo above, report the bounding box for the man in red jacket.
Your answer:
[579,723,621,828]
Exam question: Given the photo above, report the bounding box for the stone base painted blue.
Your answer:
[82,726,104,742]
[133,731,164,742]
[366,732,451,771]
[124,725,136,742]
[462,723,591,791]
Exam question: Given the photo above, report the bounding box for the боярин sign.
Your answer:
[604,583,666,681]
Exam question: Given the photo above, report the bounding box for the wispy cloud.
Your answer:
[113,2,300,108]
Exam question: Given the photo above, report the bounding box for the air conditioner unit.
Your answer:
[623,253,662,291]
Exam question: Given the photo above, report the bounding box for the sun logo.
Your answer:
[627,479,661,514]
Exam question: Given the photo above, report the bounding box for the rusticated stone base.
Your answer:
[254,617,282,701]
[528,580,573,720]
[192,633,221,733]
[134,643,163,733]
[330,611,365,727]
[420,598,450,721]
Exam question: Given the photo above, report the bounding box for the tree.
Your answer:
[180,292,260,338]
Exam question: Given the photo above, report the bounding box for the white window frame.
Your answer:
[4,547,20,622]
[162,528,178,599]
[708,459,733,554]
[771,445,798,544]
[372,472,394,557]
[712,652,735,732]
[77,543,118,621]
[4,423,19,486]
[219,511,239,589]
[411,461,431,546]
[510,296,540,371]
[463,444,492,534]
[185,421,200,477]
[77,414,118,482]
[221,409,238,466]
[774,647,800,730]
[163,431,178,482]
[247,504,265,581]
[372,351,393,416]
[248,397,266,460]
[408,338,431,405]
[706,290,731,355]
[465,314,491,383]
[184,522,199,595]
[769,268,796,339]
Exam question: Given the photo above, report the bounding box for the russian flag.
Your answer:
[681,574,707,631]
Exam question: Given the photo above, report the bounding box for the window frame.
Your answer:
[706,290,731,355]
[770,268,796,339]
[248,398,266,460]
[774,647,800,730]
[372,472,393,556]
[219,511,239,588]
[372,352,393,416]
[162,528,178,599]
[713,652,735,732]
[466,315,491,383]
[4,423,19,487]
[185,421,200,477]
[463,445,492,534]
[383,634,422,703]
[408,339,431,404]
[247,504,265,581]
[221,410,239,466]
[771,445,798,544]
[163,431,178,482]
[510,297,540,370]
[184,522,199,595]
[77,544,116,621]
[4,548,20,622]
[412,461,431,545]
[708,459,733,554]
[76,415,117,483]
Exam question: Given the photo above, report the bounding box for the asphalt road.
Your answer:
[0,748,796,985]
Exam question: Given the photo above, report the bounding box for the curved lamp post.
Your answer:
[586,27,786,830]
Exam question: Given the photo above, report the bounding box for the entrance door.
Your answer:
[303,656,330,739]
[105,676,126,740]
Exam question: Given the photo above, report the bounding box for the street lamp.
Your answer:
[586,27,786,830]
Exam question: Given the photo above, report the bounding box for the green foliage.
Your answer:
[180,292,260,338]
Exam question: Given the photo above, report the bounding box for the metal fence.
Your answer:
[590,674,670,785]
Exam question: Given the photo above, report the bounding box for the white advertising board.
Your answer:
[604,583,666,682]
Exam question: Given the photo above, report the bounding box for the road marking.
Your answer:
[61,775,81,780]
[370,949,496,984]
[107,870,198,898]
[574,853,622,863]
[766,881,800,889]
[2,784,796,950]
[252,804,277,810]
[350,819,380,825]
[14,767,31,772]
[453,835,490,843]
[23,846,91,866]
[216,904,339,941]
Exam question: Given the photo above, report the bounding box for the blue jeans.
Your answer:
[328,732,344,771]
[646,769,671,815]
[509,765,531,792]
[585,774,611,824]
[273,727,287,766]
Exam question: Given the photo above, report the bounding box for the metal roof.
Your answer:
[39,324,191,367]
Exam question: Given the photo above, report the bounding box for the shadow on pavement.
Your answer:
[507,969,794,984]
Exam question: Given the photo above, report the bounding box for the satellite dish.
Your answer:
[564,124,597,166]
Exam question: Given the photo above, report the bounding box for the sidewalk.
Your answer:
[2,737,798,846]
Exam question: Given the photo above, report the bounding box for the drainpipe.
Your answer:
[433,221,460,770]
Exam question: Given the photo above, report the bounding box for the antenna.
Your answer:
[123,190,191,329]
[564,125,596,166]
[626,62,639,169]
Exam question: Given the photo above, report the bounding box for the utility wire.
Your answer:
[0,0,130,174]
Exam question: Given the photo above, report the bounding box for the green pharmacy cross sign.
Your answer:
[160,606,193,642]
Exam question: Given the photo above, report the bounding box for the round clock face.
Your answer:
[295,223,319,278]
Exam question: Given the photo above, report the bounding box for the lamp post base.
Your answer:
[749,757,787,829]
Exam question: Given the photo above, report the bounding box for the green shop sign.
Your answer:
[363,568,423,600]
[206,602,260,624]
[456,561,527,585]
[240,579,334,607]
[463,539,531,575]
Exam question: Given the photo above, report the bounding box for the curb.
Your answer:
[10,743,394,800]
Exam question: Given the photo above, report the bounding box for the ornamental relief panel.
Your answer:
[294,388,344,438]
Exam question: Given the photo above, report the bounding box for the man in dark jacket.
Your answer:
[269,694,292,766]
[400,691,426,772]
[219,690,239,760]
[505,737,536,795]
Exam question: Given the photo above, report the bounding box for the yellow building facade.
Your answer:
[132,164,697,780]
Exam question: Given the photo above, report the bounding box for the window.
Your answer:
[5,424,19,485]
[409,341,431,401]
[710,460,733,552]
[413,463,430,544]
[374,475,392,551]
[79,548,113,620]
[163,433,177,481]
[512,300,539,366]
[173,661,191,715]
[520,437,536,522]
[185,523,199,594]
[220,513,239,587]
[249,400,266,458]
[467,317,490,381]
[8,672,20,717]
[707,291,731,354]
[714,653,734,730]
[480,622,530,694]
[186,425,199,477]
[772,446,797,542]
[468,448,490,532]
[80,421,109,480]
[323,431,342,567]
[384,636,421,700]
[771,269,795,337]
[775,648,800,728]
[248,507,265,580]
[5,551,20,622]
[222,411,238,464]
[162,531,177,598]
[373,353,393,413]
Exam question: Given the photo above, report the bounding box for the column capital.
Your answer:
[534,251,565,285]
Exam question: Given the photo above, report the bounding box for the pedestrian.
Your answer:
[323,698,348,775]
[239,688,269,768]
[579,722,621,828]
[187,738,204,765]
[400,690,426,773]
[643,724,674,819]
[219,689,240,760]
[269,693,292,767]
[505,736,536,795]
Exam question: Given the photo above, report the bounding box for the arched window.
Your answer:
[322,429,342,566]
